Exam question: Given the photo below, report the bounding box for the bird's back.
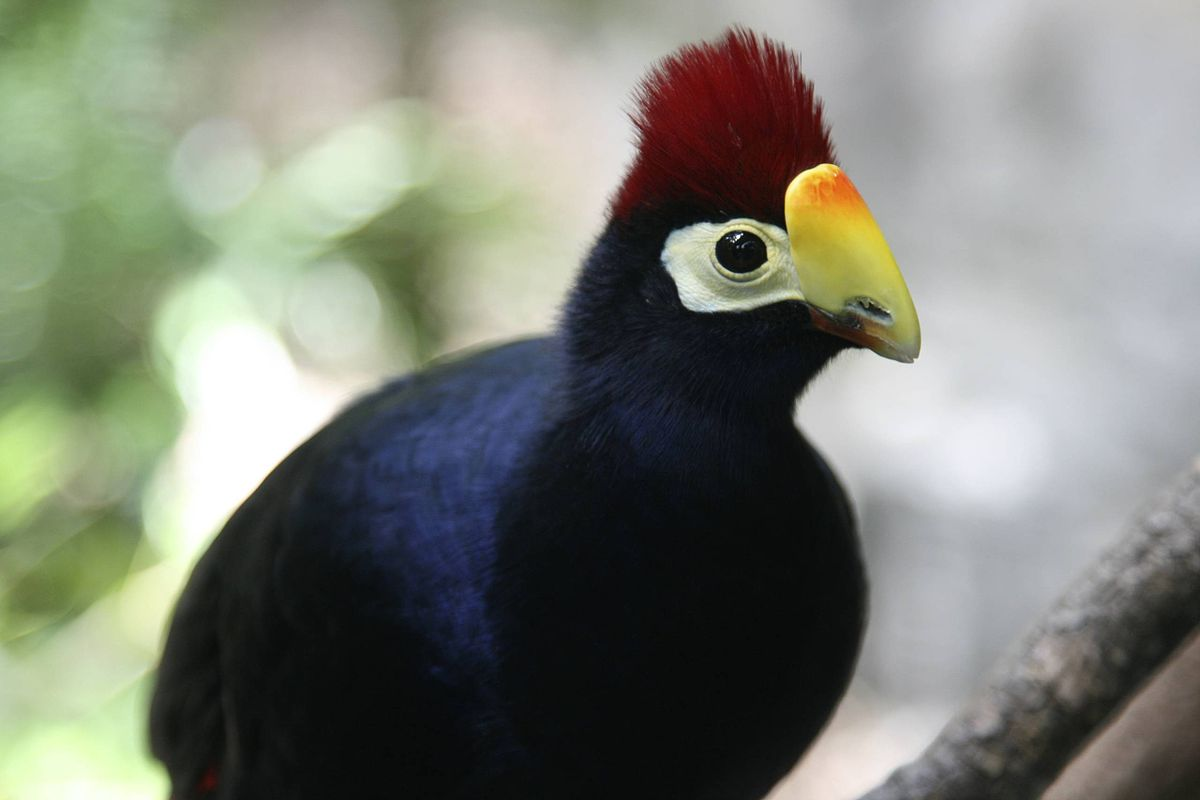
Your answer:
[150,338,560,798]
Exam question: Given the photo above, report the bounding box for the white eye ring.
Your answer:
[662,219,805,315]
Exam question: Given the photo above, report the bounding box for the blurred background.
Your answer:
[0,0,1198,797]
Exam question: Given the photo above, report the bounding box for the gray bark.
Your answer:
[857,459,1200,800]
[1045,630,1200,800]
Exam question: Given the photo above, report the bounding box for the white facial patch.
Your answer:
[661,219,806,313]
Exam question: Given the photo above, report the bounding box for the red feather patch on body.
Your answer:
[197,765,218,794]
[610,27,835,224]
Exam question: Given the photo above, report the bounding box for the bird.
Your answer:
[149,27,919,800]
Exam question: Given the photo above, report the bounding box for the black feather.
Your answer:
[151,30,866,800]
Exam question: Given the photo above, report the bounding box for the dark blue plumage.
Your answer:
[149,28,907,800]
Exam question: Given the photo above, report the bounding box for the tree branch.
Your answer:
[1045,629,1200,800]
[857,459,1200,800]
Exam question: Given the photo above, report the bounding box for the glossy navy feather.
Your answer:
[151,28,868,800]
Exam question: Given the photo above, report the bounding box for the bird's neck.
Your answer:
[554,354,804,486]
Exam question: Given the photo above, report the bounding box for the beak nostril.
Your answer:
[849,297,893,325]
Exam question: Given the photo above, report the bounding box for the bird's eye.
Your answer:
[714,230,768,276]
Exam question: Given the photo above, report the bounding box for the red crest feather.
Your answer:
[610,28,835,224]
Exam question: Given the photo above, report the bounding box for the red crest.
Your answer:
[610,28,835,224]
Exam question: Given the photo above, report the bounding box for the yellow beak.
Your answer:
[785,164,920,362]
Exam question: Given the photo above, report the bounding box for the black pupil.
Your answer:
[715,230,768,274]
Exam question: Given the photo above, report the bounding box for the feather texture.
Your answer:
[150,28,868,800]
[611,28,835,225]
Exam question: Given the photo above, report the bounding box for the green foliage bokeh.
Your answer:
[0,1,539,795]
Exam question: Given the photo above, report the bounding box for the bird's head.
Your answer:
[566,28,919,413]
